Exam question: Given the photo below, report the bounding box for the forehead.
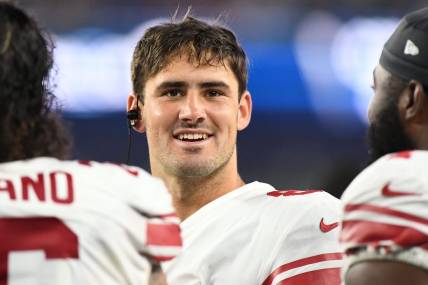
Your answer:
[149,55,238,86]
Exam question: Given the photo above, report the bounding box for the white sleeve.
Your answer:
[76,160,182,263]
[340,151,428,276]
[121,165,175,216]
[111,164,182,263]
[262,192,343,285]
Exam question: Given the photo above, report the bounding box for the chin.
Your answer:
[367,122,415,164]
[366,95,416,164]
[175,167,214,178]
[165,160,215,178]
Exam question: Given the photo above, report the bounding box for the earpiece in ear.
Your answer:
[127,109,139,126]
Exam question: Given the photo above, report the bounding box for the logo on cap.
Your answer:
[404,39,419,56]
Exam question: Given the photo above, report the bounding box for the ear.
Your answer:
[399,80,427,123]
[127,93,145,133]
[237,91,252,131]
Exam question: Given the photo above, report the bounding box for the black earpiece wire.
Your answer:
[126,116,133,164]
[126,98,140,164]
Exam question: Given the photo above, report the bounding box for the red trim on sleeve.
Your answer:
[148,254,177,263]
[276,268,341,285]
[267,190,323,198]
[341,220,428,249]
[261,253,343,285]
[147,222,182,246]
[389,151,412,159]
[158,213,178,219]
[78,160,92,166]
[345,203,428,226]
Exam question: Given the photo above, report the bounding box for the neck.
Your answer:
[153,154,245,221]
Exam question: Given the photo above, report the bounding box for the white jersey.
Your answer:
[163,181,343,285]
[0,157,181,285]
[340,150,428,276]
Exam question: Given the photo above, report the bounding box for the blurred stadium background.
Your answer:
[18,0,427,197]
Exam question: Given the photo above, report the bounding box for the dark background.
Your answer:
[18,0,427,198]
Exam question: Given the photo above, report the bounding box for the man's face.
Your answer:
[367,64,414,163]
[137,55,251,178]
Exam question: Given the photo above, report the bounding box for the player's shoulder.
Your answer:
[340,151,428,278]
[372,150,427,172]
[264,187,340,209]
[254,185,341,263]
[341,150,428,204]
[58,159,163,187]
[363,150,427,179]
[73,159,168,191]
[2,157,152,179]
[70,159,151,178]
[246,181,338,202]
[39,158,167,199]
[249,182,340,222]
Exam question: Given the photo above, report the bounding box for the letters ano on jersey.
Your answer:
[0,157,181,285]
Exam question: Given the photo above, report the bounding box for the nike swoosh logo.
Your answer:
[319,218,338,233]
[381,183,419,197]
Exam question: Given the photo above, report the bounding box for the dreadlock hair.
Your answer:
[0,2,71,162]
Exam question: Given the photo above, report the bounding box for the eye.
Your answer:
[370,84,375,91]
[206,90,224,97]
[163,89,182,97]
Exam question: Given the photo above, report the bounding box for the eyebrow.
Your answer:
[199,81,230,90]
[156,80,231,90]
[157,81,188,90]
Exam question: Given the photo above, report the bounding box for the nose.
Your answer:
[178,92,206,124]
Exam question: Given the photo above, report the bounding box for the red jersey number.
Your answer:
[0,217,79,285]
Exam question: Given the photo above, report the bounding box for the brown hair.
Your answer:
[131,16,248,101]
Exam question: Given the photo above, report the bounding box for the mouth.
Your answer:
[173,132,212,143]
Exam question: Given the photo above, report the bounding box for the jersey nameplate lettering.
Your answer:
[0,171,74,204]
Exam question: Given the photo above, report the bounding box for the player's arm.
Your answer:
[340,153,428,285]
[345,260,428,285]
[88,162,180,284]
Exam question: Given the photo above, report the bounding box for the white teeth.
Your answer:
[177,133,209,141]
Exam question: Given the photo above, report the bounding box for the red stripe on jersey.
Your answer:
[267,190,322,197]
[147,222,182,246]
[78,160,92,166]
[341,220,428,249]
[109,163,139,177]
[261,253,343,285]
[146,253,177,263]
[158,213,178,219]
[345,203,428,226]
[276,268,341,285]
[389,151,412,159]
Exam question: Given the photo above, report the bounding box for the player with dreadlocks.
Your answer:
[0,2,180,284]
